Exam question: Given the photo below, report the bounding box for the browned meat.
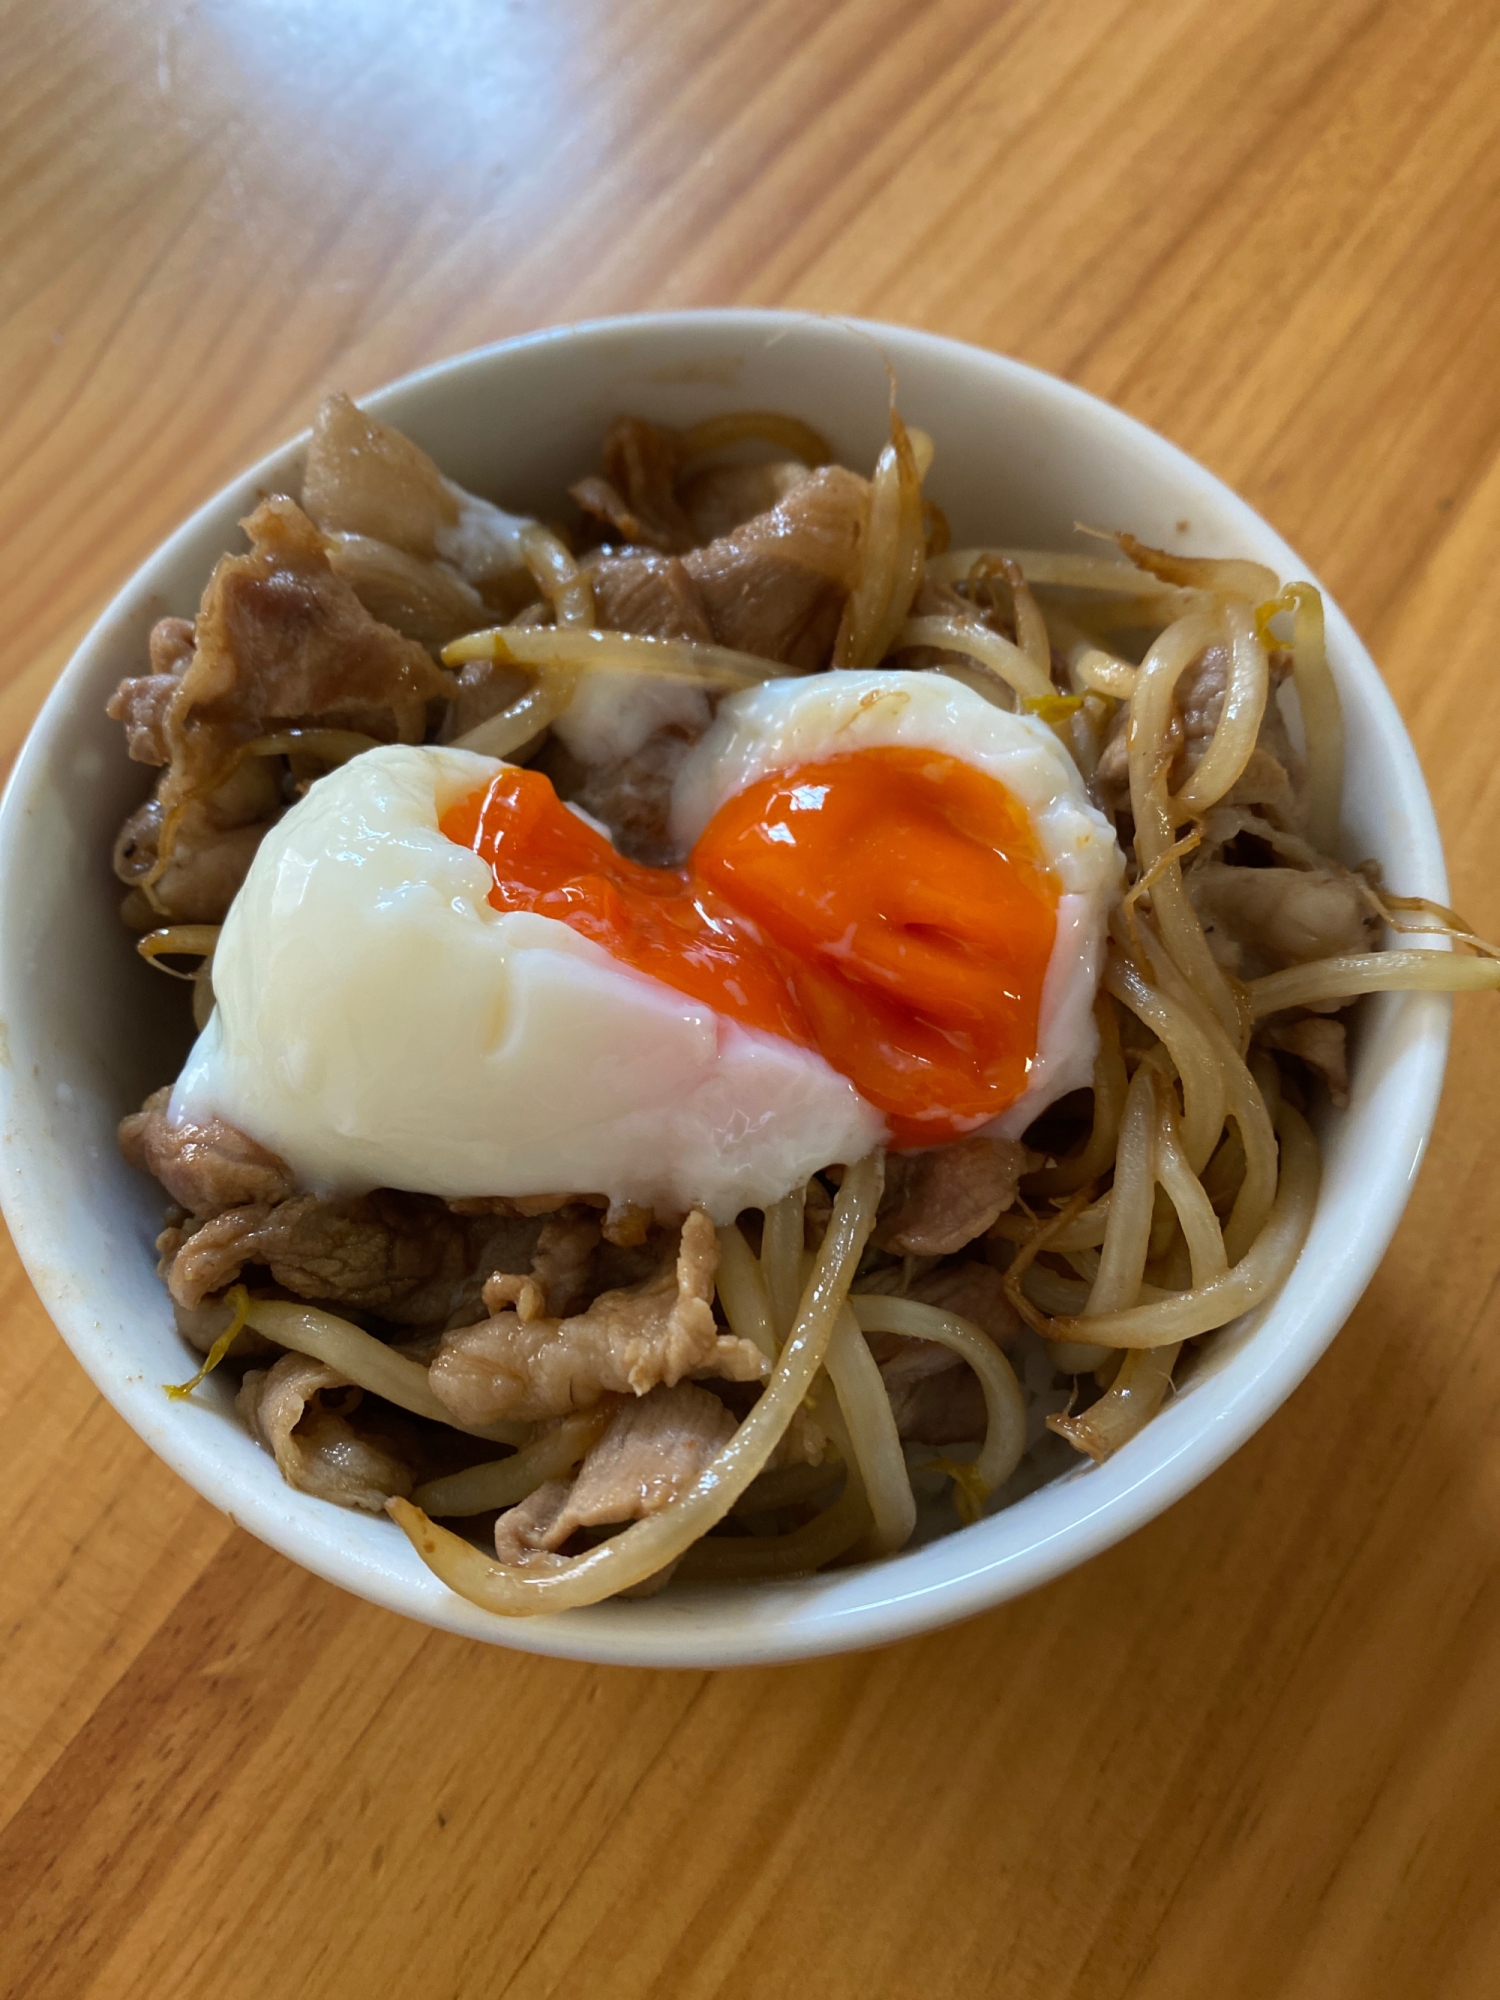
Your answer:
[1186,861,1378,979]
[601,1197,653,1248]
[448,1191,579,1218]
[891,573,1011,674]
[150,615,197,675]
[163,495,450,789]
[1199,803,1319,870]
[858,1261,1012,1451]
[680,465,865,668]
[112,725,285,924]
[492,1381,736,1566]
[322,532,488,651]
[105,618,201,764]
[107,674,178,764]
[302,394,535,628]
[112,796,272,924]
[547,468,869,860]
[303,392,459,555]
[1217,746,1300,823]
[108,495,454,922]
[571,417,694,552]
[537,727,698,867]
[479,1208,603,1319]
[678,461,810,545]
[1175,641,1232,767]
[119,1087,294,1218]
[885,1364,987,1447]
[582,464,864,672]
[429,1209,765,1425]
[1091,704,1134,822]
[1100,644,1303,829]
[908,1259,1020,1348]
[162,1190,541,1323]
[1257,1013,1350,1106]
[237,1354,412,1512]
[866,1312,987,1447]
[590,554,715,644]
[1180,649,1302,821]
[441,656,531,739]
[875,1138,1027,1256]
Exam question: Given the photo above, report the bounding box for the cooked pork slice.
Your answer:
[890,574,1011,673]
[583,463,865,670]
[163,495,451,786]
[908,1259,1020,1348]
[492,1381,736,1566]
[1199,804,1323,871]
[322,532,489,651]
[546,467,868,857]
[441,656,533,739]
[1091,703,1140,822]
[303,394,536,633]
[570,416,695,552]
[1175,641,1232,768]
[105,617,201,764]
[430,1209,766,1426]
[680,465,865,667]
[590,553,715,644]
[1215,745,1301,823]
[108,495,455,921]
[238,1353,412,1512]
[163,1191,541,1322]
[874,1139,1028,1256]
[303,392,461,555]
[113,737,285,924]
[883,1362,988,1447]
[113,798,271,924]
[480,1208,604,1319]
[1186,860,1378,979]
[149,615,198,676]
[108,672,175,764]
[865,1282,991,1446]
[678,460,811,545]
[119,1087,295,1217]
[537,726,699,867]
[108,677,177,765]
[1257,1013,1350,1106]
[1096,640,1296,828]
[860,1262,1013,1451]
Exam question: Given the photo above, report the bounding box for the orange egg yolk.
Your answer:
[440,746,1059,1147]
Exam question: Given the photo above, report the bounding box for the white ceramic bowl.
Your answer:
[0,312,1450,1667]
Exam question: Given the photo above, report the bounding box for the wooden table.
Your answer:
[4,1,1500,1992]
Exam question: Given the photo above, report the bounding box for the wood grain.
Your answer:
[3,0,1500,1992]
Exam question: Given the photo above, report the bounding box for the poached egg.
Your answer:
[172,671,1123,1219]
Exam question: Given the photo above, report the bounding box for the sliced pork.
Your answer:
[492,1381,736,1565]
[429,1209,765,1425]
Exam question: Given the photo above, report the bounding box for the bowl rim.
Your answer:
[0,308,1452,1667]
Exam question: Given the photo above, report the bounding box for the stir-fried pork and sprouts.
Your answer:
[108,391,1500,1613]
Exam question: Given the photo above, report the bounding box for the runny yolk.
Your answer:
[440,746,1059,1147]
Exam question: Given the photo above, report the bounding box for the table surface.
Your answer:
[4,1,1500,1994]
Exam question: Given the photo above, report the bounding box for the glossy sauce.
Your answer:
[441,746,1058,1145]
